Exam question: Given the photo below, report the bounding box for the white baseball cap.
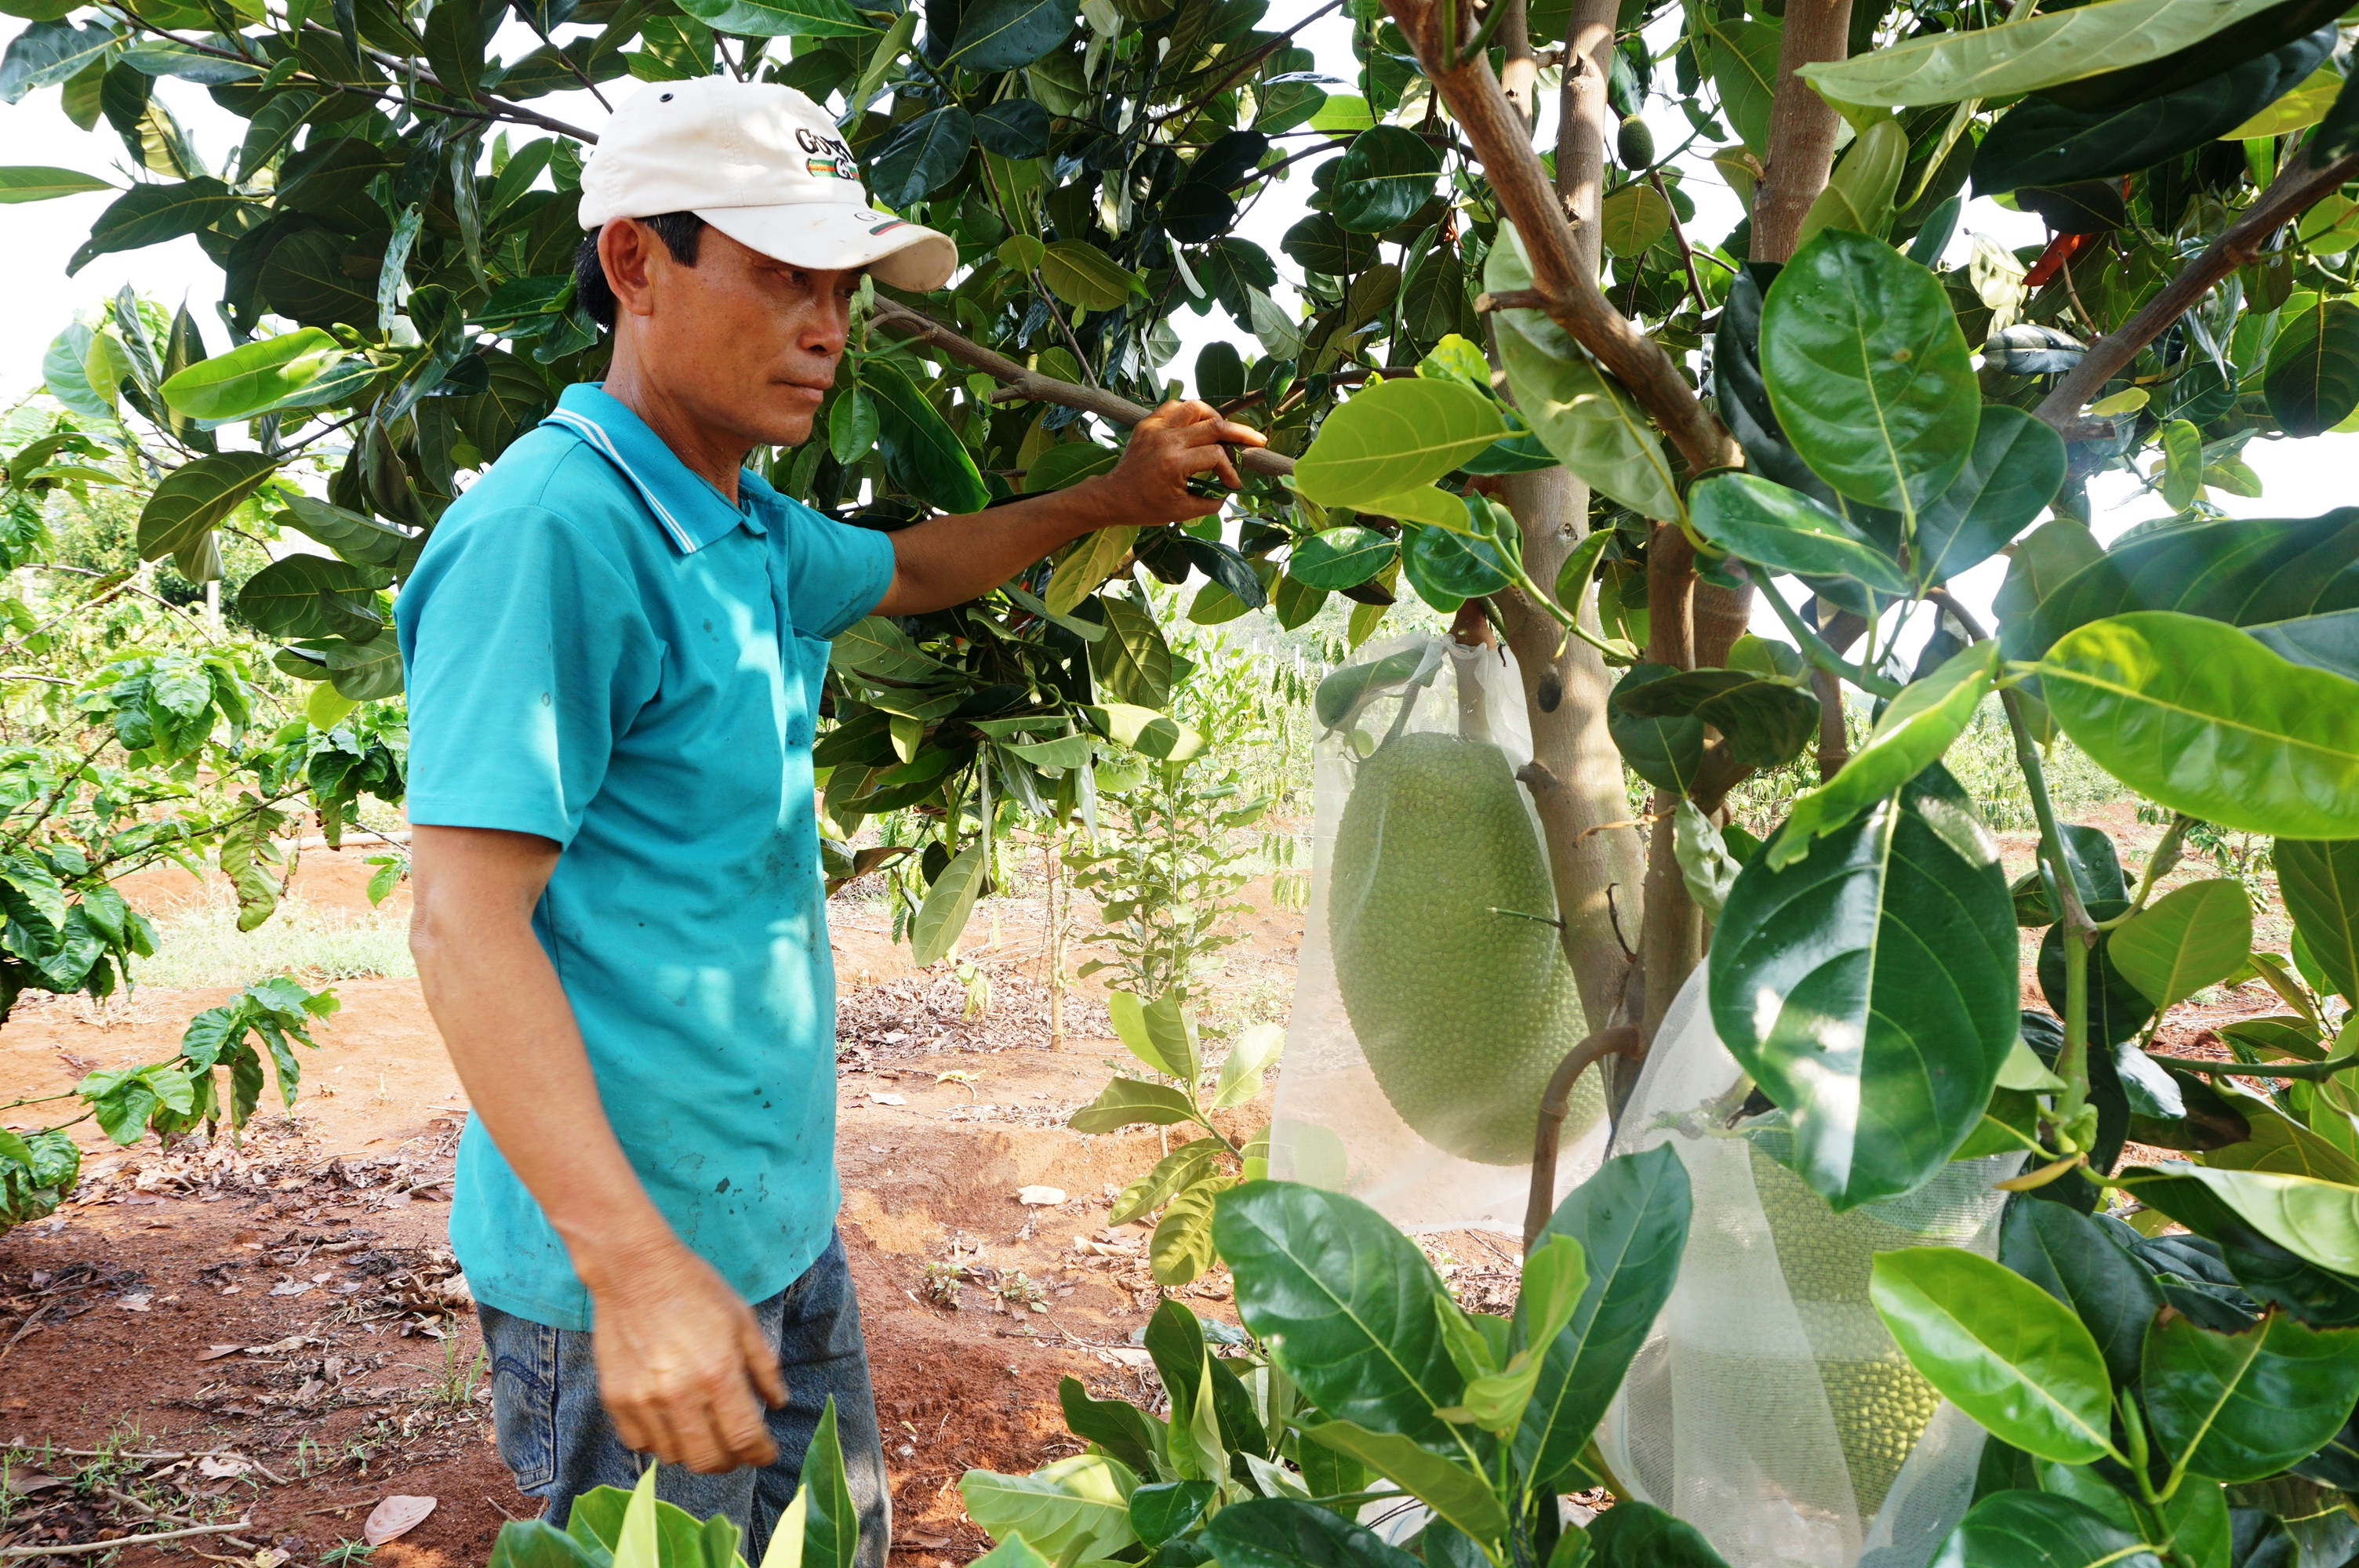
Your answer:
[578,79,958,292]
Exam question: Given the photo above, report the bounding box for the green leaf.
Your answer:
[1292,379,1504,509]
[1212,1022,1284,1111]
[71,176,242,272]
[2266,296,2359,438]
[1443,1235,1585,1435]
[136,452,277,562]
[1608,664,1705,796]
[1912,405,2066,586]
[1082,702,1203,760]
[801,1396,857,1568]
[1797,0,2290,107]
[1688,474,1914,593]
[2160,419,2206,514]
[2276,840,2358,1004]
[1289,525,1397,591]
[910,842,987,967]
[159,328,344,420]
[0,20,115,105]
[2037,611,2359,840]
[1485,224,1681,521]
[1089,594,1172,709]
[1706,17,1782,151]
[828,386,878,466]
[2130,1164,2359,1276]
[1109,1138,1227,1225]
[672,0,871,35]
[489,1522,605,1568]
[1609,667,1819,771]
[0,165,111,201]
[1045,526,1139,616]
[1871,1247,2116,1463]
[1999,1200,2165,1390]
[1760,228,1979,516]
[947,0,1072,71]
[1976,28,2334,198]
[1201,1499,1423,1568]
[866,359,989,515]
[871,106,973,206]
[1038,240,1142,311]
[958,1455,1137,1564]
[1404,520,1515,607]
[1150,1175,1232,1286]
[1067,1077,1202,1134]
[1056,1374,1166,1479]
[1584,1501,1732,1568]
[1769,638,1997,866]
[1598,182,1670,257]
[1213,1181,1467,1446]
[238,554,391,641]
[1107,990,1181,1076]
[1294,1421,1504,1547]
[1713,763,2018,1207]
[1932,1491,2165,1568]
[2110,880,2254,1009]
[1023,441,1116,493]
[1331,125,1439,234]
[2142,1308,2359,1482]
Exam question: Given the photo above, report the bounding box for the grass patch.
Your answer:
[135,893,414,988]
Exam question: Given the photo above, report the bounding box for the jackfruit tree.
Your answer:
[15,0,2359,1554]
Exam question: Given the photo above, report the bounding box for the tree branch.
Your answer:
[1379,0,1739,475]
[870,299,1297,477]
[2034,147,2359,428]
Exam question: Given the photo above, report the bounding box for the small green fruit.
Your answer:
[1617,115,1656,171]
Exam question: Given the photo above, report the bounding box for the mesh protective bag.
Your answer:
[1595,967,2025,1568]
[1266,633,1608,1232]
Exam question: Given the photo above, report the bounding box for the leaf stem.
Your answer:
[2001,684,2096,1125]
[1757,580,1903,698]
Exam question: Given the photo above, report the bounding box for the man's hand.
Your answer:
[587,1238,787,1473]
[871,398,1268,618]
[1092,400,1270,528]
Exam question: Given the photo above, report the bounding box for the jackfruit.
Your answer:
[1329,731,1601,1165]
[1748,1143,1945,1519]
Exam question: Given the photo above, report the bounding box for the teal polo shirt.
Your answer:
[396,382,896,1330]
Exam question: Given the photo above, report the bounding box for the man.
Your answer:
[398,77,1264,1563]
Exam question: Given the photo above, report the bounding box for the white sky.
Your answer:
[5,6,2353,652]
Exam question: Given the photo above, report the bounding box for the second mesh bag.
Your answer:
[1595,967,2025,1568]
[1266,633,1607,1234]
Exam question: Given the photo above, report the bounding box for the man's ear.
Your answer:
[598,219,661,321]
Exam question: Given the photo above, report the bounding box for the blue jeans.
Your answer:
[477,1229,889,1568]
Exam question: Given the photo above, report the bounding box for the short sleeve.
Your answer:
[777,499,896,640]
[395,507,662,847]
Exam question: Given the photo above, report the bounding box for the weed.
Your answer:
[425,1339,488,1410]
[996,1271,1049,1312]
[321,1541,376,1566]
[138,892,415,987]
[921,1260,968,1308]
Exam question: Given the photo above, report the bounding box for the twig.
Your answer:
[1152,0,1347,128]
[0,1519,253,1558]
[1524,1025,1642,1250]
[1648,168,1711,318]
[2034,146,2359,428]
[0,1303,51,1363]
[869,300,1296,478]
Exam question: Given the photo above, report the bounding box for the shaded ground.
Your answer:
[0,803,2306,1568]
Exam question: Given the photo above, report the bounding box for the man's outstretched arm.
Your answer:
[409,825,787,1474]
[871,399,1266,618]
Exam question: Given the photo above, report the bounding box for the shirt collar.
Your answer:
[542,383,766,554]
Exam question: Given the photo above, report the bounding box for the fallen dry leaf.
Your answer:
[364,1495,438,1545]
[1017,1186,1066,1207]
[198,1455,253,1479]
[198,1345,245,1361]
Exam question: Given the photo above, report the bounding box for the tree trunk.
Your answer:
[1499,470,1645,1028]
[1748,0,1856,264]
[1486,0,1640,1036]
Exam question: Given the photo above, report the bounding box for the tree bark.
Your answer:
[1482,0,1641,1036]
[1747,0,1855,263]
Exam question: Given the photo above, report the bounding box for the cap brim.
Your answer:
[695,204,958,292]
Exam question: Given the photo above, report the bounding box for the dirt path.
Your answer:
[0,854,1303,1568]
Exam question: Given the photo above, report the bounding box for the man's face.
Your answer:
[612,222,859,449]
